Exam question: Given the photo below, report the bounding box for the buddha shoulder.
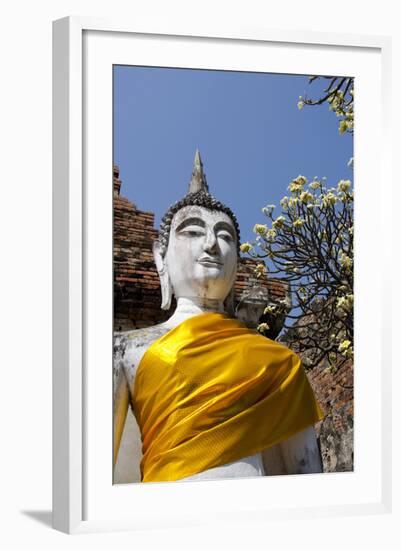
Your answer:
[113,324,171,384]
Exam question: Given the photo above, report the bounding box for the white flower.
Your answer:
[253,224,267,235]
[336,294,354,312]
[288,181,303,194]
[240,242,253,253]
[254,263,266,278]
[288,175,307,194]
[322,192,337,207]
[338,340,353,358]
[293,218,305,228]
[272,215,286,229]
[338,340,351,352]
[257,322,270,334]
[339,119,348,134]
[295,175,307,185]
[262,204,276,216]
[338,179,351,192]
[266,228,277,241]
[280,196,289,209]
[339,250,353,271]
[300,191,314,204]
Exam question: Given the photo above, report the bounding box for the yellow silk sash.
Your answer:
[133,312,323,482]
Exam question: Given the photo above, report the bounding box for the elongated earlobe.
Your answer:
[153,241,173,310]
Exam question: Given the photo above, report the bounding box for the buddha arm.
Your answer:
[262,426,323,475]
[113,362,130,466]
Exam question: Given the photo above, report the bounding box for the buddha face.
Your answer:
[163,205,238,302]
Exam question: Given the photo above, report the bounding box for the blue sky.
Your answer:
[113,66,353,246]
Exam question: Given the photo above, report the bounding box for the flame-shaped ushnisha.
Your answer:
[158,149,240,255]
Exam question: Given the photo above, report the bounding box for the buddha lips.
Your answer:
[133,312,323,482]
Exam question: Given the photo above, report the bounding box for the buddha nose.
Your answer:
[203,230,218,253]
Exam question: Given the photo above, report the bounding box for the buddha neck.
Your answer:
[164,296,225,328]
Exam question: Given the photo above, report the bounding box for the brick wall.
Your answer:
[308,359,354,472]
[113,166,172,330]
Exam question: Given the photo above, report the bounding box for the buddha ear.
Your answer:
[153,240,173,310]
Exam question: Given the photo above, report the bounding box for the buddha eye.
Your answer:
[180,226,205,237]
[217,231,234,242]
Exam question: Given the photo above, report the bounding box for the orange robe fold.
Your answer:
[133,312,323,482]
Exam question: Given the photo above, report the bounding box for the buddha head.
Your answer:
[153,150,240,311]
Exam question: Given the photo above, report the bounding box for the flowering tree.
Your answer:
[297,76,354,136]
[240,174,354,371]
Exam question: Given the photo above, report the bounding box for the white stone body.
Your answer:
[113,204,322,482]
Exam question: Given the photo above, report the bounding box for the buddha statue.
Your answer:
[113,150,323,482]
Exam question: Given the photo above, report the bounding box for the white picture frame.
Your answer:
[52,16,392,534]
